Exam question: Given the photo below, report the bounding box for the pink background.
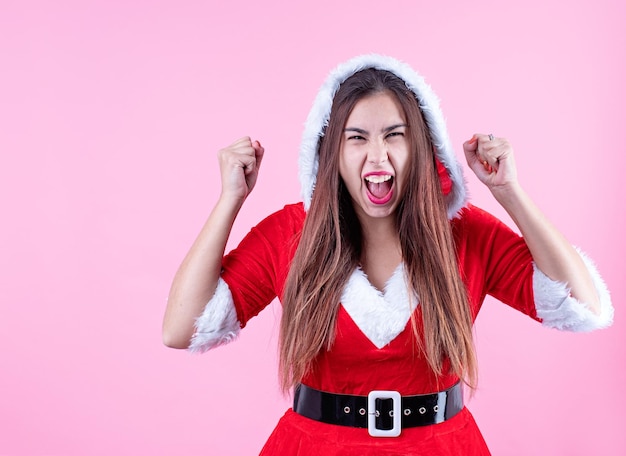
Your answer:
[1,0,624,454]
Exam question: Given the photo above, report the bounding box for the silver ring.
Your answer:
[488,134,494,141]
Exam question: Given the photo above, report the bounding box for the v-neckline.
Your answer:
[340,263,419,349]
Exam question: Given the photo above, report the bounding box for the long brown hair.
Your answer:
[279,68,477,392]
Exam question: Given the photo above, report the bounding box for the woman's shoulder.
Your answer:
[262,201,305,221]
[451,203,514,239]
[253,202,306,234]
[453,203,500,225]
[451,203,527,264]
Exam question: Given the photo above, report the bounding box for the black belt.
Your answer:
[293,382,463,437]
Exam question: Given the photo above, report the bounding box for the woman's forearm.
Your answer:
[162,197,243,348]
[492,182,601,314]
[163,137,264,348]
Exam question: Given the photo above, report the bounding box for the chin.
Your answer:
[357,203,398,221]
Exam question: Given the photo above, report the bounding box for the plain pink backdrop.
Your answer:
[1,0,624,454]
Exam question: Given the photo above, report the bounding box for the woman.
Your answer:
[162,55,613,455]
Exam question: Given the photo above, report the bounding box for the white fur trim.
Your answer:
[340,263,418,349]
[299,54,468,219]
[188,277,241,353]
[533,248,613,332]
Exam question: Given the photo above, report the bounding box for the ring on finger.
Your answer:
[488,134,494,141]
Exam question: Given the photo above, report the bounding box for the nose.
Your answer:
[367,139,388,164]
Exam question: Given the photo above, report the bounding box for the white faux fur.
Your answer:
[188,278,241,353]
[340,264,418,349]
[299,54,468,219]
[191,266,417,352]
[533,248,613,332]
[187,246,613,354]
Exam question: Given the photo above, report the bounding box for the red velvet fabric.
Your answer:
[435,157,453,196]
[220,202,539,454]
[260,408,490,455]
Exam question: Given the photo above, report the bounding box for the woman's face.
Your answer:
[339,91,410,222]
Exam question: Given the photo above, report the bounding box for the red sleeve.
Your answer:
[220,203,305,327]
[453,204,540,322]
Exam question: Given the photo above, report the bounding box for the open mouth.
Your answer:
[364,174,394,204]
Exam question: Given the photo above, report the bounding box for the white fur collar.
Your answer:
[340,263,418,349]
[298,54,468,219]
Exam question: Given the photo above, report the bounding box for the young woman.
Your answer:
[163,55,613,455]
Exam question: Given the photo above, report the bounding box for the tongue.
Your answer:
[367,180,392,199]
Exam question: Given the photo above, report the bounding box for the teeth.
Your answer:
[365,175,392,184]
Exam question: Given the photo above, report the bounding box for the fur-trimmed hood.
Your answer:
[298,54,468,219]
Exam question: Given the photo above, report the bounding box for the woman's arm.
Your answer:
[463,134,601,314]
[162,137,264,348]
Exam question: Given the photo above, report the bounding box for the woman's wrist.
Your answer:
[216,191,246,216]
[489,181,526,209]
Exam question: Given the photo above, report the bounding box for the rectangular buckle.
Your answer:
[367,390,401,437]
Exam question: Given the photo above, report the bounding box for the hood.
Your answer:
[298,54,468,219]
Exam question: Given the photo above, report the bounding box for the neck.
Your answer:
[359,215,398,246]
[358,215,402,281]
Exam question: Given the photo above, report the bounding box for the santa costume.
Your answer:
[188,55,613,455]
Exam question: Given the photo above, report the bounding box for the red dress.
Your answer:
[219,202,540,455]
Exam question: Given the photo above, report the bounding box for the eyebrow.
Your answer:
[343,124,408,134]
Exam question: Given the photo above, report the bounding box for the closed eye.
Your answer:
[384,124,408,138]
[344,127,368,141]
